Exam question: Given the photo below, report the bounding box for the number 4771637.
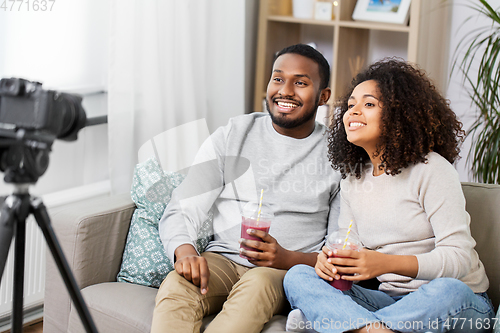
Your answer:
[1,0,56,11]
[442,317,498,330]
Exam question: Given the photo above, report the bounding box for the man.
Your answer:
[151,44,341,333]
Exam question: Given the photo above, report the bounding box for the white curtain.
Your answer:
[108,0,256,194]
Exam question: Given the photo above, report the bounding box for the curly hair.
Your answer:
[328,58,465,179]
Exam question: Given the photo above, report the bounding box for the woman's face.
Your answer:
[343,80,383,156]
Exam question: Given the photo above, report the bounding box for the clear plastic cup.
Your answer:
[325,229,362,291]
[239,202,274,259]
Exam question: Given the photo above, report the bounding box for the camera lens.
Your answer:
[53,92,87,141]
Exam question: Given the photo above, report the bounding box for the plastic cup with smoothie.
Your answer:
[325,229,362,291]
[239,201,274,259]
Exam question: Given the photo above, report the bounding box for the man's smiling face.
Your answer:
[266,53,328,138]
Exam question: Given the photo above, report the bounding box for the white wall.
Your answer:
[446,0,500,182]
[0,0,110,197]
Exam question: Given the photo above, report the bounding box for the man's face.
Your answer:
[266,53,328,137]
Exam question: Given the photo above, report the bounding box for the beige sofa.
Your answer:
[43,182,500,333]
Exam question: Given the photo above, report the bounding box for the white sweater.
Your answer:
[339,152,489,296]
[160,113,342,267]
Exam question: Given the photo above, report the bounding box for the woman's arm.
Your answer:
[414,155,473,280]
[329,249,418,281]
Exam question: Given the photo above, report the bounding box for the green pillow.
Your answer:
[495,307,500,333]
[117,157,213,288]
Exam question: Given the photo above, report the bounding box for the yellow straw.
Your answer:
[256,189,264,223]
[342,220,353,249]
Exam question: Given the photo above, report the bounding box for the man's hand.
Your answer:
[174,244,210,294]
[239,229,291,269]
[238,229,317,269]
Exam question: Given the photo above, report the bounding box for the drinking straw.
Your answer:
[342,220,353,250]
[256,189,264,223]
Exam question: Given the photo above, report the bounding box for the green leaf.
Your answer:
[452,0,500,184]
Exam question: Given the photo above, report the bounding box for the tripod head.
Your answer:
[0,128,54,184]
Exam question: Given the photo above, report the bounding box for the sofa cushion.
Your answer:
[69,282,157,333]
[68,282,288,333]
[117,157,212,287]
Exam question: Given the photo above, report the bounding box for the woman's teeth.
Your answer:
[350,122,366,127]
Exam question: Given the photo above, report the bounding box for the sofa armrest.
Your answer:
[462,182,500,310]
[44,193,136,333]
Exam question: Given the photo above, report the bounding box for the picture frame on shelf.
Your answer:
[314,1,333,21]
[352,0,411,25]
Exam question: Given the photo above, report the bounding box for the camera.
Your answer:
[0,78,99,332]
[0,78,87,183]
[0,78,87,140]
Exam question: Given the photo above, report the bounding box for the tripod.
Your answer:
[0,184,98,333]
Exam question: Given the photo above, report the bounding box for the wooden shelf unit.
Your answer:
[253,0,451,112]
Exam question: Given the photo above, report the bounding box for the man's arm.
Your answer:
[159,126,227,295]
[159,128,225,264]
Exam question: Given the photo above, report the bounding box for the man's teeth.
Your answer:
[350,122,366,127]
[277,101,298,109]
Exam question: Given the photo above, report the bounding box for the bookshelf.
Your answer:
[253,0,451,112]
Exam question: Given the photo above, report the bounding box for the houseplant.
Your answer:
[452,0,500,184]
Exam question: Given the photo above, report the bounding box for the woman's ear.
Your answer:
[319,88,331,106]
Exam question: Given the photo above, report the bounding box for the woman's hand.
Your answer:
[329,248,387,281]
[328,248,418,281]
[315,246,340,282]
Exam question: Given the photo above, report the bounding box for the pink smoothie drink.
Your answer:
[239,201,274,259]
[325,229,362,291]
[239,216,271,259]
[327,242,360,291]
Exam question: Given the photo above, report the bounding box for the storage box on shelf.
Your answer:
[253,0,451,112]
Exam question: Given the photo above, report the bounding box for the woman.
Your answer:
[283,59,494,333]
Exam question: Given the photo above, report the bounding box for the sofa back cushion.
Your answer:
[462,182,500,309]
[117,157,212,287]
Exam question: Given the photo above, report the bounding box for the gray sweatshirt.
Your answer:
[339,152,489,296]
[159,112,342,267]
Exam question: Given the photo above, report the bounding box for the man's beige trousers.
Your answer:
[151,251,287,333]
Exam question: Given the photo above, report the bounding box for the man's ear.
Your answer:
[318,87,331,106]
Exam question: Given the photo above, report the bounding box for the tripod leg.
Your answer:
[0,196,17,283]
[30,197,98,333]
[1,194,31,333]
[12,197,27,333]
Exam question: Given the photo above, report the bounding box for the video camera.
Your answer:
[0,77,100,332]
[0,78,87,183]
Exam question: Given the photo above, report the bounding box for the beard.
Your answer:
[265,96,320,129]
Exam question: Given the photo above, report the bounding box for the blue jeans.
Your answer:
[284,265,494,333]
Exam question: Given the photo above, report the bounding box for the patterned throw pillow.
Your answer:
[495,308,500,333]
[117,157,213,288]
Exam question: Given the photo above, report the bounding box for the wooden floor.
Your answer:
[24,321,43,333]
[2,320,43,333]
